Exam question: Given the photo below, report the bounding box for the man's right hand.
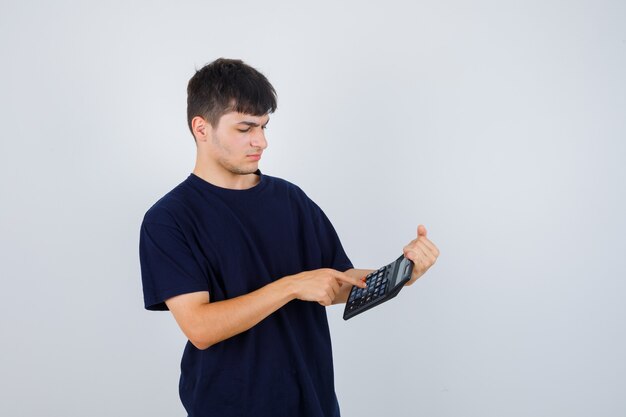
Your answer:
[286,268,367,306]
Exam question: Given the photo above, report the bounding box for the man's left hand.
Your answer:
[402,224,440,286]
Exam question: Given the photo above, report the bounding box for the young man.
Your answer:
[139,58,439,417]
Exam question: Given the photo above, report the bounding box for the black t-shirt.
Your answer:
[139,172,353,417]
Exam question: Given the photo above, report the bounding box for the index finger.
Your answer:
[333,271,367,288]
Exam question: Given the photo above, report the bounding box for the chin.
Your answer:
[230,166,258,175]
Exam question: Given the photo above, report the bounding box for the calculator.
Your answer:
[343,255,414,320]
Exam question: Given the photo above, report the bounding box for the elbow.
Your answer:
[187,330,214,351]
[190,340,211,350]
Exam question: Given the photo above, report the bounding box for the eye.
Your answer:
[237,128,250,133]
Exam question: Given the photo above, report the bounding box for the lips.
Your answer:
[246,154,262,161]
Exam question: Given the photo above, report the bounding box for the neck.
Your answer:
[192,161,260,190]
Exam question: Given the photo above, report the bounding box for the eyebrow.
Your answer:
[236,118,270,127]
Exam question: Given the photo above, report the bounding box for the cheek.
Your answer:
[235,137,252,152]
[215,139,237,156]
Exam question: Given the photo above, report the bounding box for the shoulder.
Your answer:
[141,177,197,227]
[263,174,310,200]
[262,173,322,214]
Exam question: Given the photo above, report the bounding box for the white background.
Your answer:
[1,1,625,416]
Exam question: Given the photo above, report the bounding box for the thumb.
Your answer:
[417,224,427,237]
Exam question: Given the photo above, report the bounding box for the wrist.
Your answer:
[274,274,299,302]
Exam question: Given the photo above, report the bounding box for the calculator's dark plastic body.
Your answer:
[343,255,414,320]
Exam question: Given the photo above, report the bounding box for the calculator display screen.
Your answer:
[394,257,412,286]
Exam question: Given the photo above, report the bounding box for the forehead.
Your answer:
[220,111,270,125]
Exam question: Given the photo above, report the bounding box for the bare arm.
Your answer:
[165,269,367,350]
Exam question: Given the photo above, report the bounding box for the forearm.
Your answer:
[332,268,375,304]
[168,268,366,349]
[174,277,296,350]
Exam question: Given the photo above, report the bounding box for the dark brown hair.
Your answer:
[187,58,277,137]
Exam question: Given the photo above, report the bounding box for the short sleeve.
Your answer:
[312,205,354,272]
[139,220,209,311]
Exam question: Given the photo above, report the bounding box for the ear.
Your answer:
[191,116,212,143]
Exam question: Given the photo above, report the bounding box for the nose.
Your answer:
[250,129,268,150]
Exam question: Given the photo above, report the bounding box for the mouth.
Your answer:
[246,154,262,161]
